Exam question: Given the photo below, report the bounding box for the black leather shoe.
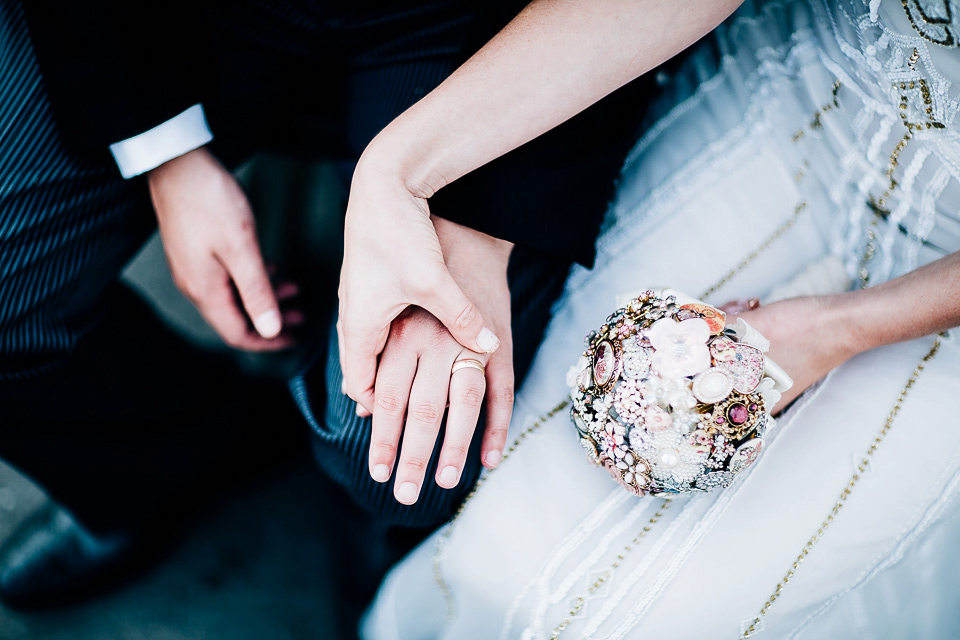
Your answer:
[0,504,134,608]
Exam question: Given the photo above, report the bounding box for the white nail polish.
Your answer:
[439,466,460,487]
[484,450,502,467]
[341,380,348,395]
[477,327,500,353]
[254,310,281,338]
[396,482,420,504]
[372,464,391,483]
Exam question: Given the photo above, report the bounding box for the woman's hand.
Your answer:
[723,296,858,412]
[338,162,501,417]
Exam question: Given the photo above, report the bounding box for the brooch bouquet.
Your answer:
[568,289,792,496]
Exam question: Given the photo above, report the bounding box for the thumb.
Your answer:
[222,236,282,339]
[421,269,500,354]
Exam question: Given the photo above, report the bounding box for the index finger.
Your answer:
[339,307,389,414]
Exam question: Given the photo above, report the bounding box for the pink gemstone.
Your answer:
[728,403,749,425]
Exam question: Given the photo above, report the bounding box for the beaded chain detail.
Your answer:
[740,333,942,638]
[432,399,571,617]
[549,499,672,639]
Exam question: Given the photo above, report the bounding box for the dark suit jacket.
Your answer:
[23,0,652,266]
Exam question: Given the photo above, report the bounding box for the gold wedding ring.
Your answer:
[451,358,485,376]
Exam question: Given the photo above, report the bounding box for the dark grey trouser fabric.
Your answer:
[293,247,572,529]
[0,0,276,534]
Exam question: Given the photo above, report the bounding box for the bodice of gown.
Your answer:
[604,0,960,288]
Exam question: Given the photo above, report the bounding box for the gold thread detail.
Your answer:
[740,334,943,638]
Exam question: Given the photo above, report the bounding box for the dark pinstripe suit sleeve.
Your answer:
[290,248,572,529]
[22,0,209,156]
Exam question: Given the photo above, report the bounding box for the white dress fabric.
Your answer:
[364,1,960,638]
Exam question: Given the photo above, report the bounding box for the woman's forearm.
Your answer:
[831,251,960,355]
[361,0,744,195]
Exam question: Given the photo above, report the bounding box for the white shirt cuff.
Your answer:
[109,104,213,179]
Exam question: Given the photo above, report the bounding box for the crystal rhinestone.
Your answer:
[577,367,593,391]
[579,436,600,462]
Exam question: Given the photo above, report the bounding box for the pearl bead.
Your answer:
[659,450,680,469]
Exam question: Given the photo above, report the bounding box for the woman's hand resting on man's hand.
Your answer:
[360,215,515,505]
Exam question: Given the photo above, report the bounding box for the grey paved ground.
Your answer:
[0,159,357,640]
[0,462,344,640]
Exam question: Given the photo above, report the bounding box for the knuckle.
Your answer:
[238,216,256,235]
[375,394,404,416]
[241,278,273,306]
[410,401,443,426]
[401,455,429,473]
[491,386,516,407]
[455,302,481,331]
[371,439,398,459]
[443,442,470,460]
[455,384,485,410]
[485,425,509,443]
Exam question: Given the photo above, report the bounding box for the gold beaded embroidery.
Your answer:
[860,74,946,287]
[901,0,958,47]
[740,334,943,638]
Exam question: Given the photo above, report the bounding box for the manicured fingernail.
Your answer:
[477,327,500,353]
[438,466,460,488]
[254,310,282,338]
[396,482,420,504]
[356,404,369,417]
[484,450,502,468]
[341,380,348,395]
[372,464,391,483]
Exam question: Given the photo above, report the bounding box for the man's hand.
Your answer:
[366,216,514,505]
[148,147,294,351]
[338,161,501,415]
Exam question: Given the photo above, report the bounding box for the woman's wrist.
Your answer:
[356,117,451,201]
[817,292,874,362]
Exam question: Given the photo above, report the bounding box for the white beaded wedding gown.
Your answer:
[364,1,960,638]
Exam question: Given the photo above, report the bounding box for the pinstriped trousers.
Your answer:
[0,0,262,533]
